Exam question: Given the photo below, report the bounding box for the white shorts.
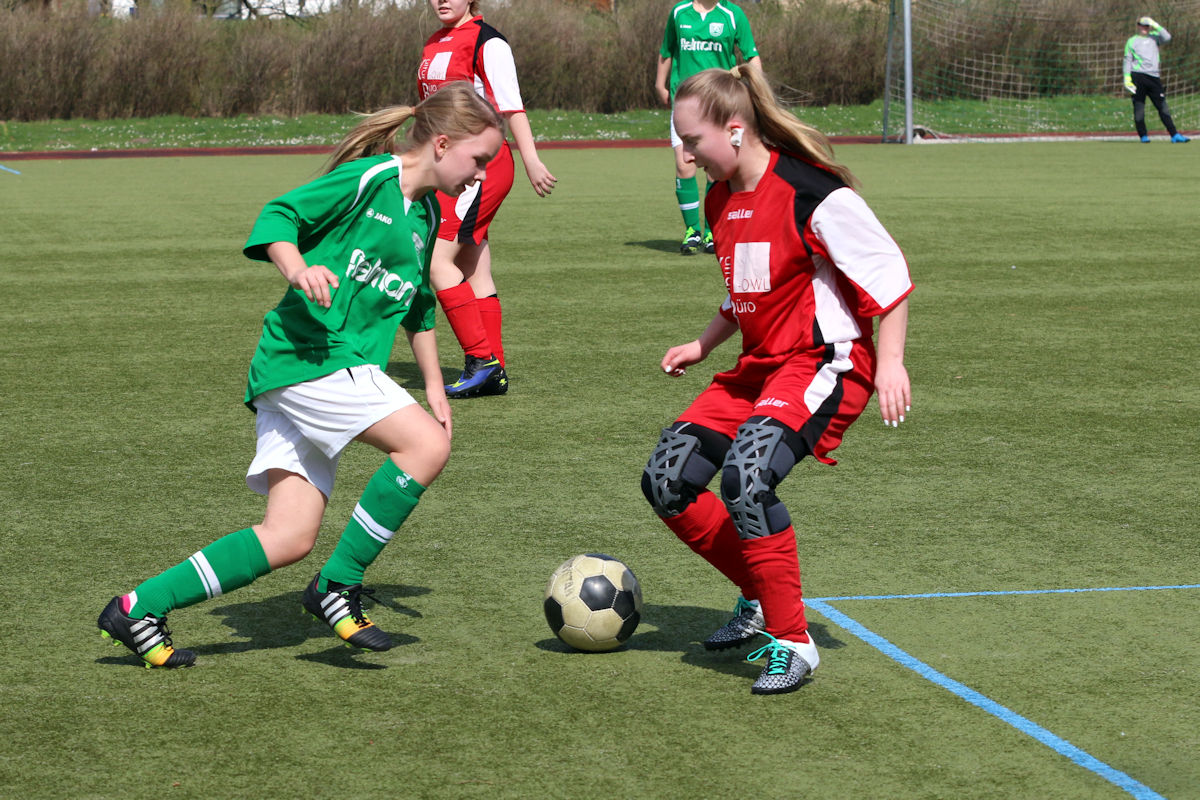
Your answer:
[669,110,682,149]
[246,364,416,498]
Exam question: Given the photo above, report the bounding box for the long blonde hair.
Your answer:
[675,66,858,188]
[324,82,501,174]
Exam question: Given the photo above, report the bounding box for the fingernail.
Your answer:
[899,415,905,423]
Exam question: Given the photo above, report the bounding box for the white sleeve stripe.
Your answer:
[716,3,736,30]
[353,156,404,209]
[480,38,523,112]
[809,187,911,310]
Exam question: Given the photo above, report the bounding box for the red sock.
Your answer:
[661,491,753,595]
[740,527,809,642]
[436,283,491,359]
[478,295,504,367]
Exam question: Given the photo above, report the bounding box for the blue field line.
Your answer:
[805,597,1169,800]
[810,583,1200,603]
[0,164,21,175]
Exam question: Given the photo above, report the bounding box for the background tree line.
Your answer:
[0,0,888,120]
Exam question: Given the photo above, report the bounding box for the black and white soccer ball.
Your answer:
[543,553,642,652]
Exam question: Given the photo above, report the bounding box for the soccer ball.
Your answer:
[543,553,642,652]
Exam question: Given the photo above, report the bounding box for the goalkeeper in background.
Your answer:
[1123,16,1190,143]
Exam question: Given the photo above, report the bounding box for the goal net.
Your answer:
[883,0,1200,141]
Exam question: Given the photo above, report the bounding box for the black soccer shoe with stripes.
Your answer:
[703,596,766,651]
[98,596,196,669]
[302,573,393,652]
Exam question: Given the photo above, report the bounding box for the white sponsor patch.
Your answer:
[732,241,772,294]
[426,51,451,81]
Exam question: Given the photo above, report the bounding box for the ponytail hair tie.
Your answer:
[730,64,742,80]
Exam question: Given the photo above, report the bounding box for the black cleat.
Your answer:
[302,574,393,652]
[748,634,819,695]
[98,596,196,669]
[703,596,765,651]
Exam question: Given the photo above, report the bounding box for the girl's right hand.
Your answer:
[290,264,340,309]
[661,340,704,377]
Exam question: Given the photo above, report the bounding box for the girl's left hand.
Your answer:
[526,161,558,197]
[875,360,911,428]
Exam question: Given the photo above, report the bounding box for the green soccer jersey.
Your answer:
[242,154,438,407]
[660,0,758,97]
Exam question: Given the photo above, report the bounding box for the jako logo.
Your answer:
[366,208,393,225]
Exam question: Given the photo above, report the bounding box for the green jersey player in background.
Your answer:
[98,83,504,668]
[656,0,760,255]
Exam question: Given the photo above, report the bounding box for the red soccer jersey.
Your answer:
[706,150,912,381]
[418,17,524,113]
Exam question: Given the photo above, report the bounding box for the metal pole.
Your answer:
[882,0,896,142]
[903,0,914,144]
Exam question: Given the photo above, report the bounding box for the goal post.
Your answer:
[882,0,1200,142]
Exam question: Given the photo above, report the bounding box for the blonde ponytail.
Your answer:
[324,82,502,174]
[677,66,858,188]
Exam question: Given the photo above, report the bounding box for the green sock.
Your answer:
[675,176,701,231]
[319,459,425,589]
[128,527,270,619]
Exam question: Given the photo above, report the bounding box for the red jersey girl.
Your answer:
[418,0,556,398]
[641,66,912,695]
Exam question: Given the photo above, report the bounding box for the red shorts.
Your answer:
[435,140,515,245]
[677,340,876,465]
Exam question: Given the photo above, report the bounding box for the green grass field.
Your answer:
[1,142,1198,799]
[2,93,1175,153]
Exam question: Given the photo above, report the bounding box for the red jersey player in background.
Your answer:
[418,0,557,398]
[640,66,912,695]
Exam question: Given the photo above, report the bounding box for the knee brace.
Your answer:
[720,417,806,539]
[641,422,731,517]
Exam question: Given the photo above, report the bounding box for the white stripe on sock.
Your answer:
[189,551,223,599]
[352,503,396,545]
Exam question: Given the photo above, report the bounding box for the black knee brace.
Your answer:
[641,422,732,517]
[720,416,808,539]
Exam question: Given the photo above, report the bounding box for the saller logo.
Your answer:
[728,209,753,220]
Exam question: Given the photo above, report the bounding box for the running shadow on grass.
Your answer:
[627,239,687,254]
[535,602,846,680]
[387,361,465,392]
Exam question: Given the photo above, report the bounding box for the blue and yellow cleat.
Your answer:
[1171,133,1190,143]
[445,354,508,399]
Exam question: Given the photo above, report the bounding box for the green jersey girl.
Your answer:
[98,83,503,667]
